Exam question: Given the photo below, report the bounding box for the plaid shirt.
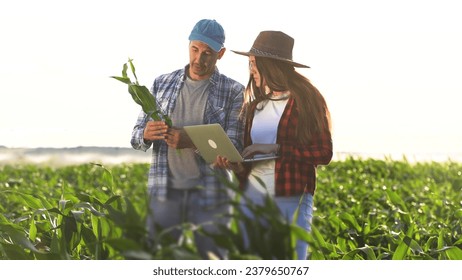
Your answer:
[242,97,332,196]
[131,65,244,203]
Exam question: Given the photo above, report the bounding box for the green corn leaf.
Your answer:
[111,58,172,125]
[0,224,44,254]
[393,235,412,260]
[129,84,157,117]
[386,189,408,212]
[339,212,362,232]
[104,195,122,205]
[437,230,445,250]
[127,85,144,107]
[0,243,32,259]
[358,245,377,260]
[29,219,37,241]
[17,192,44,210]
[73,202,105,217]
[445,246,462,260]
[101,167,114,192]
[122,62,128,78]
[110,76,131,84]
[128,58,138,83]
[311,226,328,249]
[81,225,98,255]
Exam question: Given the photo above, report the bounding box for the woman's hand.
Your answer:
[242,143,279,158]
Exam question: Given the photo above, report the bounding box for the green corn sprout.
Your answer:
[111,58,172,127]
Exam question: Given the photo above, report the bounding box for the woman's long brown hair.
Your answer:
[243,57,331,145]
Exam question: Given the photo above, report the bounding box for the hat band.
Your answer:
[250,47,291,61]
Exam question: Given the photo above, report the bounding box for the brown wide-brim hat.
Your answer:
[232,31,310,68]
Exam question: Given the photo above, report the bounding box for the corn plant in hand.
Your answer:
[111,58,172,127]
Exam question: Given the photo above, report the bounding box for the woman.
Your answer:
[216,31,333,259]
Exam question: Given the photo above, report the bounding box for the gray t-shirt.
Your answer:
[168,76,210,189]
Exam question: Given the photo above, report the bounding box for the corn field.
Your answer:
[1,157,461,260]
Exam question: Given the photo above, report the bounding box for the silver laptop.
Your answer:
[183,123,279,164]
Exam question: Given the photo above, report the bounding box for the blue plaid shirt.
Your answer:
[131,65,245,204]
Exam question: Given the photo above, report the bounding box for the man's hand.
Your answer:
[143,121,169,141]
[214,155,244,174]
[165,127,195,149]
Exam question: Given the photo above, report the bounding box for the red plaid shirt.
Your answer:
[240,97,333,196]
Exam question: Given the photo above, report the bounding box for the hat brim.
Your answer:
[231,50,310,68]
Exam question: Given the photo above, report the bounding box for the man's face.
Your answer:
[188,40,224,80]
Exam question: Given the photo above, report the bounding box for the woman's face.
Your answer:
[249,56,264,88]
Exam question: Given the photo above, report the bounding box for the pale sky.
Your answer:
[1,0,461,160]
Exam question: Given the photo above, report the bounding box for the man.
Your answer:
[131,19,245,259]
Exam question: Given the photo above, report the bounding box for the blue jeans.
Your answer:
[275,193,314,259]
[241,183,314,260]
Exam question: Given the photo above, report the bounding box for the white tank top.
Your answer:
[251,98,289,144]
[248,97,289,195]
